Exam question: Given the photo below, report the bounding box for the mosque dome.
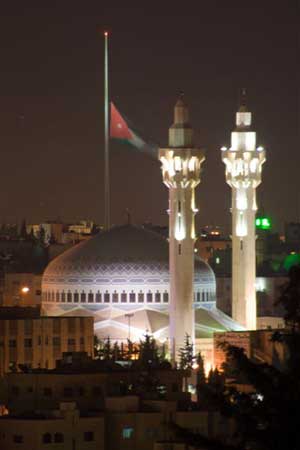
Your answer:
[42,224,218,341]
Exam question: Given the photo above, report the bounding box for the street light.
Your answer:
[124,313,134,341]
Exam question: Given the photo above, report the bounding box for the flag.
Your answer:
[110,102,157,158]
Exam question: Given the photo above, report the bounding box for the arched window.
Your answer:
[138,292,144,303]
[95,292,101,302]
[81,292,86,303]
[88,292,94,303]
[74,292,79,303]
[129,292,136,303]
[61,291,66,302]
[67,291,72,302]
[56,291,60,302]
[155,292,161,303]
[197,292,201,302]
[104,291,110,303]
[43,433,52,444]
[147,292,153,303]
[112,292,118,303]
[163,292,168,303]
[121,292,127,303]
[54,433,64,443]
[51,291,55,302]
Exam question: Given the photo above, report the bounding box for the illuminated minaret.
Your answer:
[222,91,266,330]
[159,94,205,360]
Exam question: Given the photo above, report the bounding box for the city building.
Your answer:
[0,308,93,375]
[1,272,42,307]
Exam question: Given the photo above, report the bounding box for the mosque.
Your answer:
[42,93,264,362]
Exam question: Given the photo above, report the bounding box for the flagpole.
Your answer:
[104,31,110,230]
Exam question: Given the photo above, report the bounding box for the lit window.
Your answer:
[122,427,134,439]
[216,257,220,264]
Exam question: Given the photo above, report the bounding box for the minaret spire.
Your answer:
[221,95,266,330]
[159,96,205,361]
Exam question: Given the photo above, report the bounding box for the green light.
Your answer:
[256,216,271,230]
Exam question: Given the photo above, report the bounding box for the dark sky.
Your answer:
[0,1,298,232]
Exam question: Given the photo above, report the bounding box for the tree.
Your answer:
[178,333,194,370]
[220,265,300,450]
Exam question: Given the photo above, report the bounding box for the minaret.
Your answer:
[159,94,205,360]
[222,91,266,330]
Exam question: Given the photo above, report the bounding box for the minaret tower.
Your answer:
[159,94,205,360]
[222,91,266,330]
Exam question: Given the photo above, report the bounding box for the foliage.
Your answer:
[219,265,300,450]
[178,333,195,370]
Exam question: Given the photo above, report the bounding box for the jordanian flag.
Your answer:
[110,102,157,158]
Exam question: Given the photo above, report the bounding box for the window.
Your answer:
[13,435,23,443]
[67,291,72,302]
[112,292,118,303]
[138,292,144,303]
[24,338,32,348]
[61,291,66,302]
[146,292,153,303]
[163,292,168,303]
[9,339,16,348]
[42,433,52,444]
[68,338,76,346]
[53,337,61,346]
[38,335,42,345]
[95,292,101,302]
[92,386,102,396]
[80,337,85,345]
[88,292,94,303]
[155,292,161,303]
[79,386,85,396]
[43,387,52,397]
[56,291,60,302]
[54,433,64,443]
[63,387,73,397]
[84,431,94,442]
[197,292,201,302]
[74,292,79,302]
[104,292,110,303]
[122,427,134,439]
[121,292,127,303]
[81,292,86,303]
[11,386,20,396]
[129,292,136,303]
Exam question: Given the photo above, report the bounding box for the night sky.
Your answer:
[0,1,298,232]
